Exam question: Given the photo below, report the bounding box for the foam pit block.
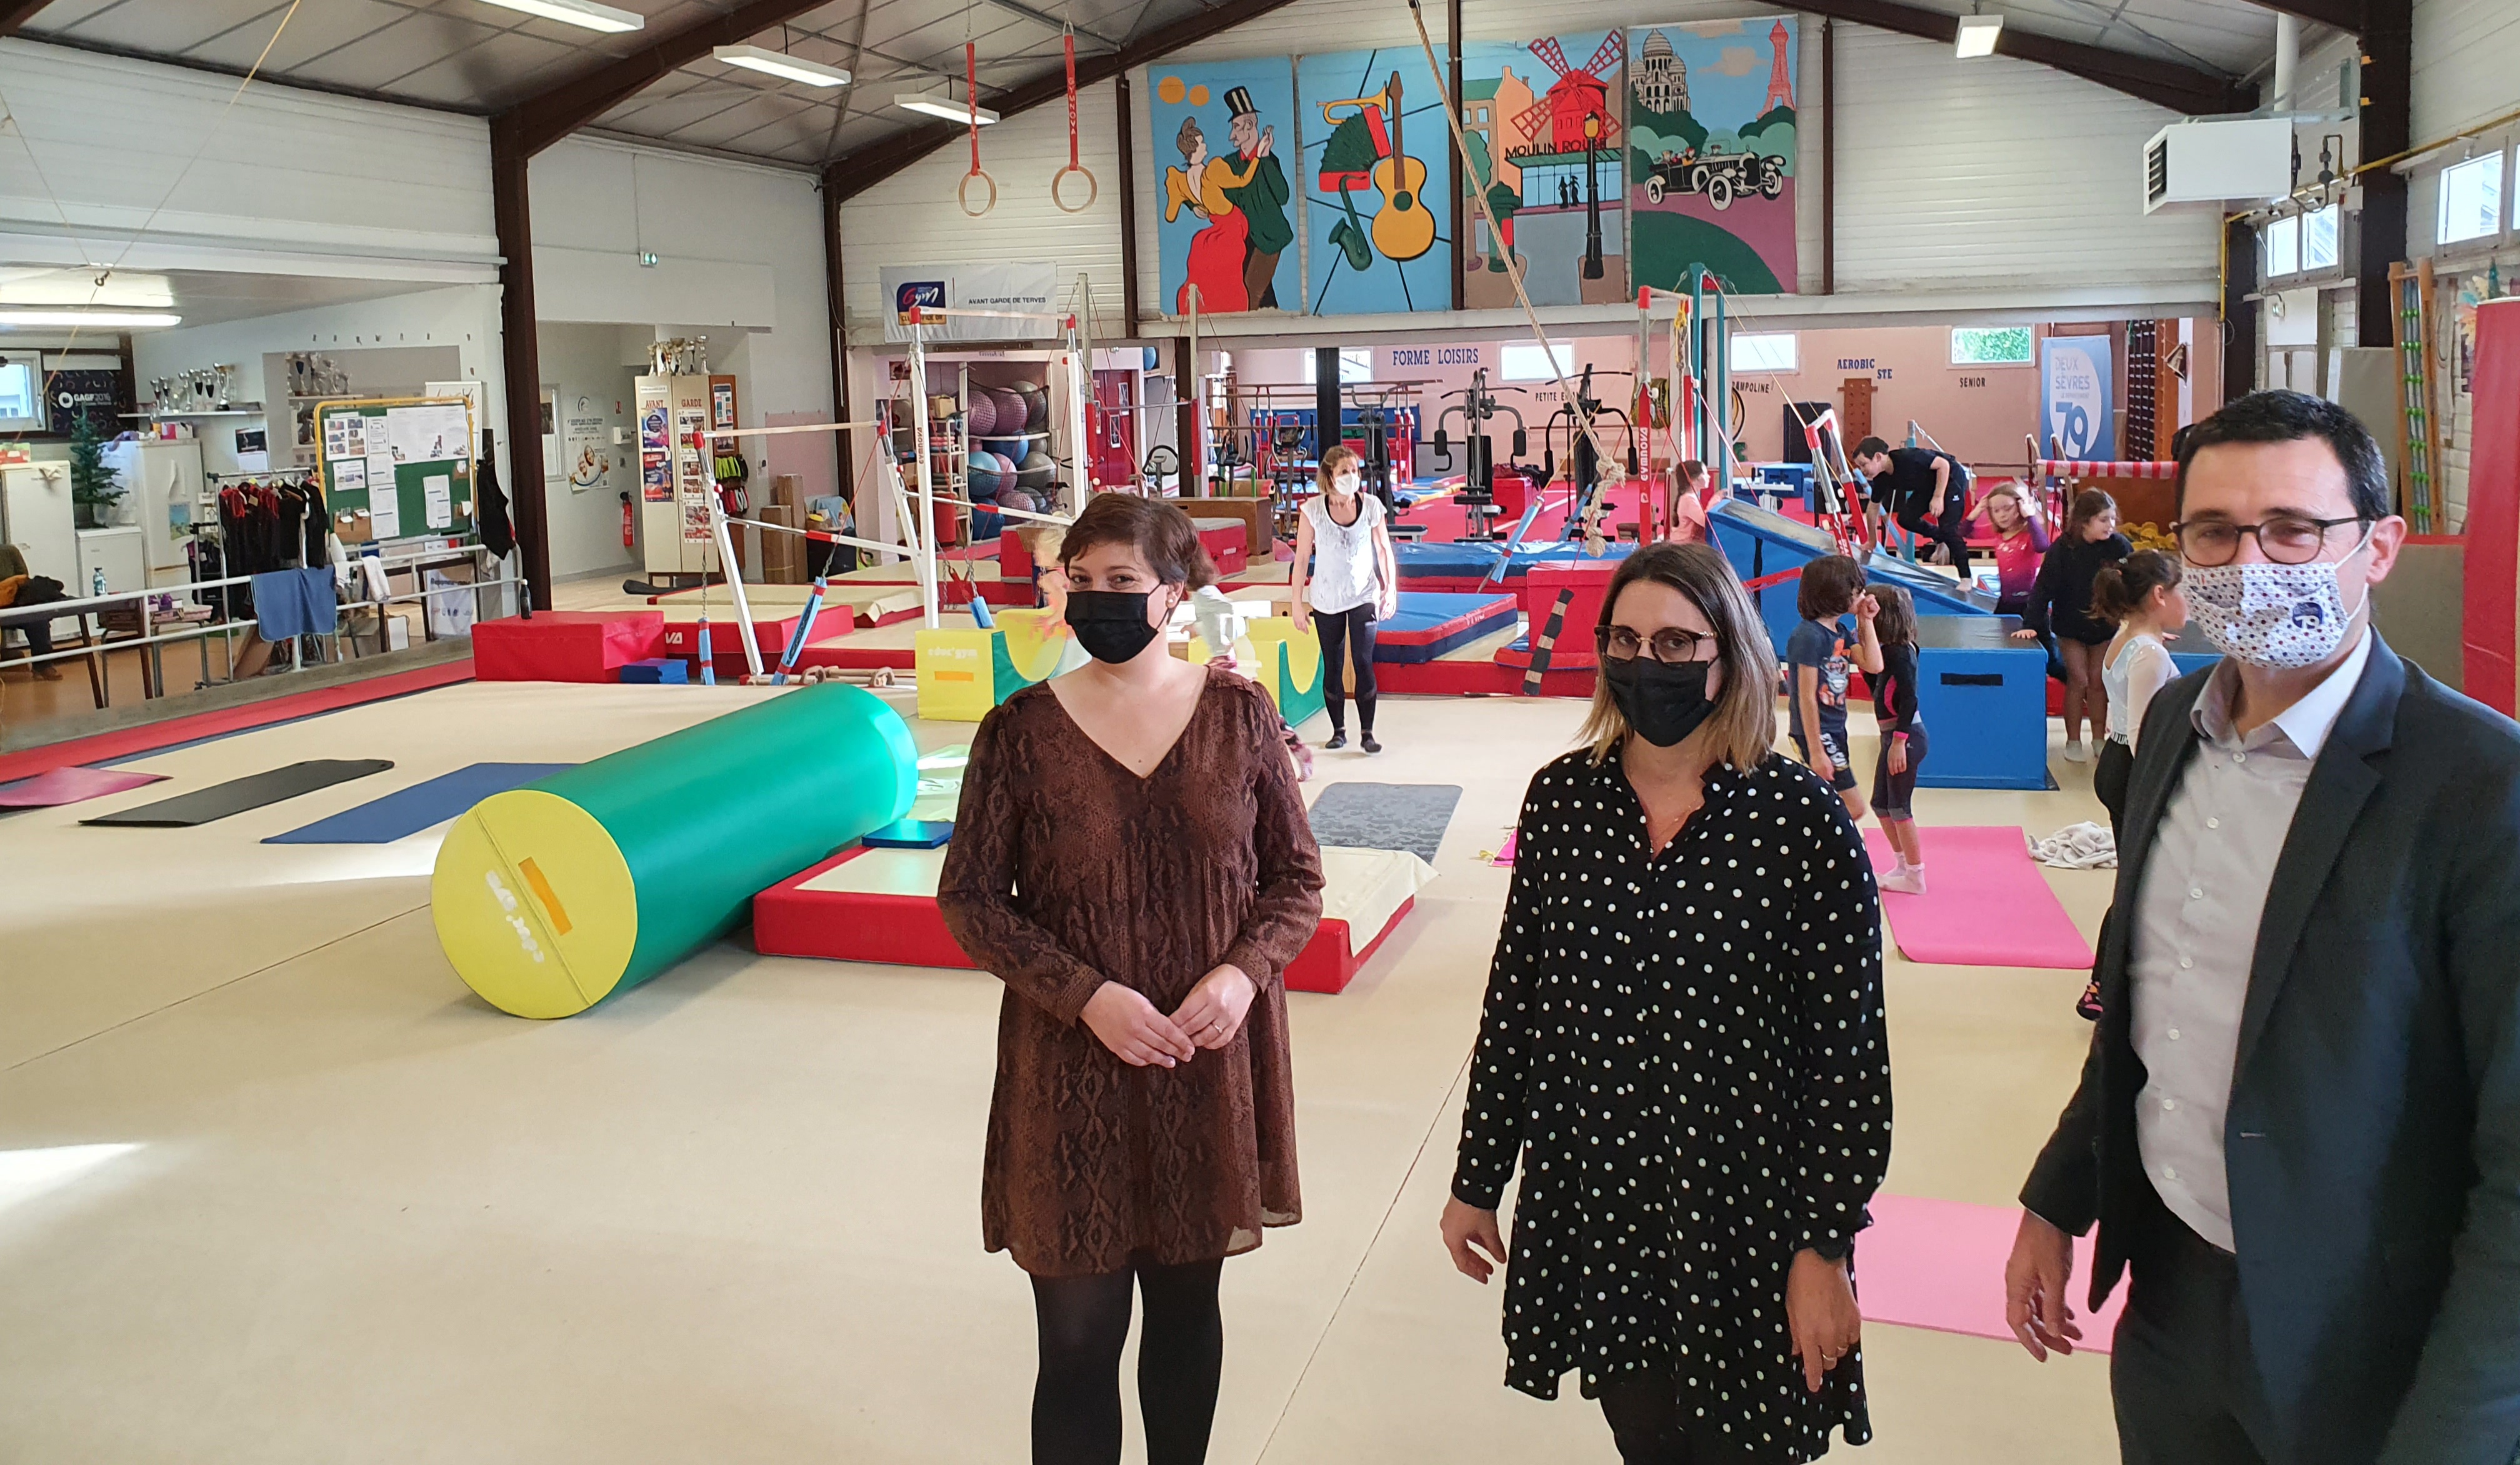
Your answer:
[474,611,664,684]
[752,843,1430,991]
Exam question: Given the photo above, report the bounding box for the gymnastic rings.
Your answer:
[959,168,998,218]
[1051,163,1099,214]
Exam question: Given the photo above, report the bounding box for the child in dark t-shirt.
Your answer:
[1787,554,1881,824]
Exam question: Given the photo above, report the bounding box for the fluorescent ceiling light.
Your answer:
[472,0,644,34]
[896,93,1000,126]
[0,309,182,328]
[713,44,851,88]
[0,268,173,308]
[1956,14,2003,58]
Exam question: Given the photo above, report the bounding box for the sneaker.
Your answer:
[1361,732,1382,754]
[1324,731,1348,751]
[1879,866,1926,896]
[2062,739,2090,764]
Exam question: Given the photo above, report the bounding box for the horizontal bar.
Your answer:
[699,419,886,441]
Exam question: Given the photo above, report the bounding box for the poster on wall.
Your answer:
[44,369,128,438]
[1147,59,1299,317]
[1625,18,1799,296]
[1298,46,1454,315]
[564,395,612,496]
[2041,336,2116,461]
[878,262,1059,342]
[1459,34,1627,308]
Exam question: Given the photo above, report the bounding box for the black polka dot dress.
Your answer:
[1452,749,1890,1461]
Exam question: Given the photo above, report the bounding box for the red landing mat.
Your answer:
[1863,826,2096,970]
[0,658,474,785]
[1861,1192,2126,1354]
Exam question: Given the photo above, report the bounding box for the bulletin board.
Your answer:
[314,396,476,544]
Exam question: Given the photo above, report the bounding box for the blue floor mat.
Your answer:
[262,762,574,844]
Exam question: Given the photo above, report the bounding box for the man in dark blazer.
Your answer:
[2002,391,2520,1464]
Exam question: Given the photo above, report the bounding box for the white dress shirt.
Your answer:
[2129,628,2375,1252]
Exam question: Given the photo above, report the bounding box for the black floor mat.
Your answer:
[81,759,396,828]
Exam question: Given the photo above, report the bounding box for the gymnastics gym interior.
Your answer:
[1,1,2516,1460]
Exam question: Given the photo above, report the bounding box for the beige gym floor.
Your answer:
[0,678,2119,1462]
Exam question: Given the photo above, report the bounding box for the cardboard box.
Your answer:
[760,502,804,583]
[771,472,803,511]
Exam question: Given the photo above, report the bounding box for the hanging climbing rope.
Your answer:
[1050,29,1098,213]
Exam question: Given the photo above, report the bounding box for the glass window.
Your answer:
[1300,349,1372,386]
[1730,332,1798,372]
[2438,152,2504,246]
[2301,203,2341,271]
[2265,214,2301,277]
[0,361,36,422]
[1950,327,2034,366]
[1501,342,1577,381]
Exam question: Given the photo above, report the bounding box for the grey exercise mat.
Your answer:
[81,759,396,828]
[1306,782,1461,864]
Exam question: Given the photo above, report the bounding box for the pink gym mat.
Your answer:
[0,766,168,808]
[1864,826,2096,969]
[1860,1192,2126,1354]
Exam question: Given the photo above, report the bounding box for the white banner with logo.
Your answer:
[881,262,1061,342]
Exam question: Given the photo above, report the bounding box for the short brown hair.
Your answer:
[1058,492,1216,589]
[1797,553,1866,621]
[1577,542,1778,771]
[1318,444,1362,491]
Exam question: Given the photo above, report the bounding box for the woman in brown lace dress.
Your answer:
[938,493,1323,1465]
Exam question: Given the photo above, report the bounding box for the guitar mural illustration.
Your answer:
[1316,72,1436,272]
[1301,47,1456,313]
[1369,72,1434,262]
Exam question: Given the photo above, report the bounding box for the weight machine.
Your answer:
[1534,364,1639,540]
[1427,368,1531,541]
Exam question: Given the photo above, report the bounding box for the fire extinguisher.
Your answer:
[619,490,634,549]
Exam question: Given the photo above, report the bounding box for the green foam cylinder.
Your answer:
[431,682,919,1017]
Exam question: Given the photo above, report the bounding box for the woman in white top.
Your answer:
[2089,549,2187,834]
[1292,444,1400,753]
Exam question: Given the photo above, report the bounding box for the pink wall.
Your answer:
[1721,326,2042,473]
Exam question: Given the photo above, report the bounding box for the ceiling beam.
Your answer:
[499,0,842,159]
[979,0,1122,50]
[825,0,1312,202]
[2252,2,2366,32]
[1781,1,2253,114]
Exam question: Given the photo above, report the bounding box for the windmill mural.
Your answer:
[1626,17,1800,296]
[1458,31,1627,309]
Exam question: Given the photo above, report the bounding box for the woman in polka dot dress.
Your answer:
[1439,542,1891,1464]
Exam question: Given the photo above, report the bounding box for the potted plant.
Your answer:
[68,413,124,529]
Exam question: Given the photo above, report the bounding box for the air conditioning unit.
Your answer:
[2143,118,2292,213]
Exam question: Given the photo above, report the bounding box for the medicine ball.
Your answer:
[964,391,998,438]
[1017,449,1056,492]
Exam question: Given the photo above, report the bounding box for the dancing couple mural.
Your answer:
[1161,83,1293,314]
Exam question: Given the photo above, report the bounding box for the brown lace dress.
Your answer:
[938,668,1324,1278]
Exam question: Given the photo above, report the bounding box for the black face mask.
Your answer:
[1065,589,1166,663]
[1602,654,1718,748]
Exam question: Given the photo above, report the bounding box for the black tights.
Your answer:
[1598,1375,1741,1465]
[1313,604,1378,734]
[1030,1256,1225,1465]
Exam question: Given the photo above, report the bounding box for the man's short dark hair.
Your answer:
[1852,436,1891,463]
[2174,389,2392,522]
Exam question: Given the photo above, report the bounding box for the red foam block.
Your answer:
[474,611,664,683]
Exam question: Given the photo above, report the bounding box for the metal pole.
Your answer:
[908,316,942,628]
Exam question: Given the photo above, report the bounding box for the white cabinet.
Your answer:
[1,461,78,644]
[77,526,145,598]
[101,439,206,582]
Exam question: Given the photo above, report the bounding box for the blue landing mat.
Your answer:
[262,762,574,844]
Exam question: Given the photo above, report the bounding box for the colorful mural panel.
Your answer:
[1297,45,1454,315]
[1459,32,1628,308]
[1625,18,1799,296]
[1149,59,1300,316]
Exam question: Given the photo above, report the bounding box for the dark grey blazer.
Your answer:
[2021,632,2520,1465]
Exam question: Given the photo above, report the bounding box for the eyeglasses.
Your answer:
[1597,625,1713,663]
[2171,514,2369,566]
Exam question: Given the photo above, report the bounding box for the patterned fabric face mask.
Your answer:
[2182,527,2371,669]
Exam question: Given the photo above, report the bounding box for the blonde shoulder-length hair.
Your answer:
[1576,541,1780,770]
